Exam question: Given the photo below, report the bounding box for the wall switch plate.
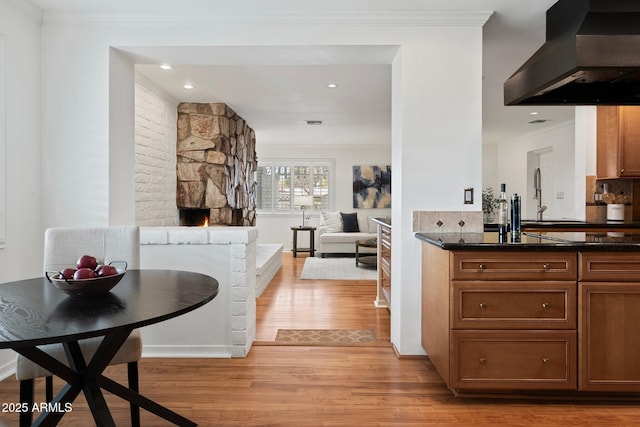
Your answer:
[464,188,474,204]
[557,192,564,199]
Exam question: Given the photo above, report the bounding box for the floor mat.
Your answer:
[300,257,376,280]
[275,329,376,346]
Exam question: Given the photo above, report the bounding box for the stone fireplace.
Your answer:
[176,102,257,226]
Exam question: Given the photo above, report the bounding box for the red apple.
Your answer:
[96,265,118,277]
[76,255,98,270]
[60,268,77,279]
[73,268,97,280]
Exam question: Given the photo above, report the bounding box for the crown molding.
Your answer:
[42,10,493,27]
[6,0,43,25]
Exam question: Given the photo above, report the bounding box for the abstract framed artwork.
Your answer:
[353,165,391,208]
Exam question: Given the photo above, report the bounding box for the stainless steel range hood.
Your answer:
[504,0,640,105]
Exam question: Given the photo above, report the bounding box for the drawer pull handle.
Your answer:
[479,358,487,365]
[479,303,487,309]
[479,264,486,270]
[542,303,550,309]
[542,358,549,364]
[542,263,550,271]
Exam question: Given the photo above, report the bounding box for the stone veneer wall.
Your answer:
[177,103,257,226]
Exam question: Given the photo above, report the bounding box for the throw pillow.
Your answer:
[321,211,343,233]
[340,212,360,232]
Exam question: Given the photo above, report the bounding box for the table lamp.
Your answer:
[297,196,313,227]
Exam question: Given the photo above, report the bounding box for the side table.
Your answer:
[291,226,316,257]
[356,238,378,267]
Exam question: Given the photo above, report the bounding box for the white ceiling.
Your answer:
[26,0,574,145]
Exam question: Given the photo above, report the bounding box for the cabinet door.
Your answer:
[619,106,640,177]
[579,282,640,391]
[597,106,640,178]
[596,106,621,179]
[451,330,577,391]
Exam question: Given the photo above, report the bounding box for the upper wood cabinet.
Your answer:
[597,106,640,178]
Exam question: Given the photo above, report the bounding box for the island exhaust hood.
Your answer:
[504,0,640,105]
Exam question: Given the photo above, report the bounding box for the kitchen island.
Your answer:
[416,231,640,397]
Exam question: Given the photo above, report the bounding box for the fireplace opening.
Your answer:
[180,209,210,227]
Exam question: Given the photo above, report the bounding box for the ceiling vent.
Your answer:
[306,120,323,125]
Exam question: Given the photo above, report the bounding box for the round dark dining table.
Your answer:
[0,269,219,426]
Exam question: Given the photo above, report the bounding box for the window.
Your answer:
[256,160,334,213]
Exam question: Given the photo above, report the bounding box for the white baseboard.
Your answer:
[142,345,233,358]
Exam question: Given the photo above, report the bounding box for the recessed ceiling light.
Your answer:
[530,111,539,115]
[327,83,338,89]
[159,64,172,70]
[183,83,194,90]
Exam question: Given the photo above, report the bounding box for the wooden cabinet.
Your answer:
[422,245,577,392]
[597,106,640,178]
[375,222,391,309]
[578,253,640,392]
[422,245,640,396]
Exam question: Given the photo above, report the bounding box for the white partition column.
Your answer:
[139,226,257,358]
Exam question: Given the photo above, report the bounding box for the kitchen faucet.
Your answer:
[534,167,547,221]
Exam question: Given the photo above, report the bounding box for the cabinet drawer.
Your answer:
[579,252,640,282]
[452,281,576,329]
[451,251,576,281]
[451,330,577,390]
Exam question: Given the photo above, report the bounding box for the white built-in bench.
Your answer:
[256,243,283,296]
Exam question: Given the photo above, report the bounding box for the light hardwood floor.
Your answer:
[1,253,639,426]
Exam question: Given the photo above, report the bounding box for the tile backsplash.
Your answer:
[413,211,484,233]
[586,175,633,222]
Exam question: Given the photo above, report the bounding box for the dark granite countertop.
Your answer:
[415,231,640,251]
[484,220,640,232]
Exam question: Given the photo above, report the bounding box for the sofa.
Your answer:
[317,211,377,257]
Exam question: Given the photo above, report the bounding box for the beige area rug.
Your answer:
[275,329,376,346]
[300,257,377,280]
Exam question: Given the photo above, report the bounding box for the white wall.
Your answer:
[482,143,499,192]
[0,0,44,379]
[391,28,484,353]
[38,10,489,355]
[575,106,597,217]
[496,121,576,220]
[134,72,179,226]
[256,143,391,249]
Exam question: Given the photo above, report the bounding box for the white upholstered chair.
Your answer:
[15,226,142,427]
